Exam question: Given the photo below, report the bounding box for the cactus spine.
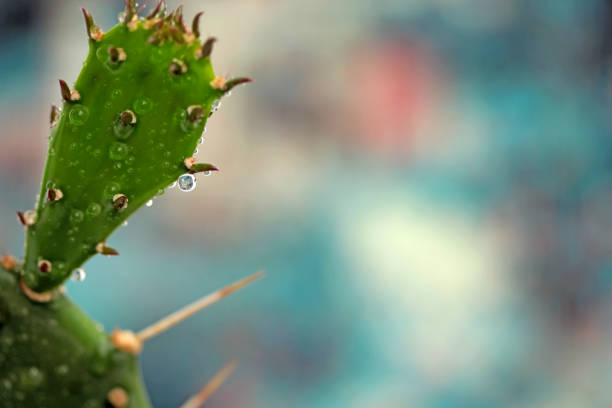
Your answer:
[1,1,254,406]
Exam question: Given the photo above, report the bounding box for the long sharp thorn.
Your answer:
[146,0,163,19]
[175,5,185,32]
[192,12,203,38]
[223,77,253,92]
[180,360,238,408]
[188,163,219,175]
[136,271,265,342]
[82,8,102,41]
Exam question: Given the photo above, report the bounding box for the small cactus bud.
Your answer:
[184,157,196,169]
[50,105,60,127]
[113,194,128,211]
[38,259,52,273]
[209,75,226,90]
[108,46,127,64]
[1,254,18,271]
[46,188,63,202]
[169,58,187,75]
[107,387,129,408]
[119,109,137,125]
[187,105,205,122]
[110,329,142,354]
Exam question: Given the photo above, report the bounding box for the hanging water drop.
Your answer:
[122,220,128,226]
[146,199,153,207]
[194,148,199,154]
[199,137,204,144]
[71,268,86,282]
[177,174,196,192]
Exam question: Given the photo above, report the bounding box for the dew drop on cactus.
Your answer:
[68,105,89,125]
[109,142,129,161]
[133,97,153,115]
[178,174,196,192]
[145,199,153,207]
[86,202,101,217]
[71,268,86,282]
[70,209,85,224]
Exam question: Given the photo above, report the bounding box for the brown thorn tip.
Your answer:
[50,105,60,127]
[192,11,203,38]
[196,37,216,59]
[137,271,265,342]
[180,360,238,408]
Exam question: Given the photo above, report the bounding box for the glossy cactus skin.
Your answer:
[0,266,151,408]
[1,2,252,406]
[22,3,247,293]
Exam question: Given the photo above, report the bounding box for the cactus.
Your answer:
[1,1,257,406]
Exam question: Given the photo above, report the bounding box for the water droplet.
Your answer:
[111,89,122,99]
[126,155,136,165]
[69,105,89,126]
[146,199,153,207]
[18,367,44,389]
[109,142,129,161]
[122,220,128,226]
[169,181,177,188]
[70,209,84,223]
[71,268,86,282]
[203,170,211,176]
[211,99,221,111]
[194,148,199,154]
[178,174,196,192]
[199,137,204,144]
[86,202,101,217]
[113,119,136,141]
[113,162,123,170]
[104,182,121,197]
[133,96,153,114]
[56,365,69,375]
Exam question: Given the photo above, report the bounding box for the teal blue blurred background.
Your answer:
[2,0,612,406]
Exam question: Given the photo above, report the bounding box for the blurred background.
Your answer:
[2,0,612,406]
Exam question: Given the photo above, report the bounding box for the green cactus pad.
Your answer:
[0,265,151,407]
[21,2,248,293]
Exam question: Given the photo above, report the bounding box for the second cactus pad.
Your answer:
[22,3,249,292]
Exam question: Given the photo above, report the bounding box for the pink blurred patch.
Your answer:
[345,38,447,157]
